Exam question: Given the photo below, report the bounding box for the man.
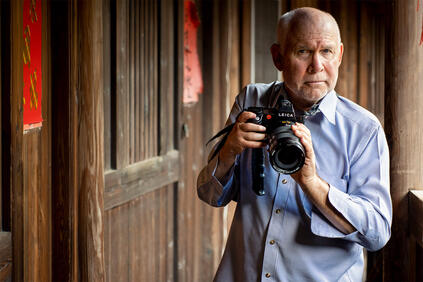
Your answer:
[197,7,392,282]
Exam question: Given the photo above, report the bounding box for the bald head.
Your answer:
[277,7,341,51]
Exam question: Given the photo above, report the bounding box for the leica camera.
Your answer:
[247,99,305,175]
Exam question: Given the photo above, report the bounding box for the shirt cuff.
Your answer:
[310,184,359,239]
[211,155,239,205]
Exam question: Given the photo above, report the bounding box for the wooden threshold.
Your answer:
[104,150,179,210]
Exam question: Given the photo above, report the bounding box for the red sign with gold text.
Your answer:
[23,0,42,130]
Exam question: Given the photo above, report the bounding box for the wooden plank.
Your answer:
[336,0,358,103]
[253,0,279,84]
[357,1,370,109]
[104,150,179,210]
[159,0,175,155]
[141,0,146,161]
[152,0,158,157]
[129,0,135,164]
[115,0,130,169]
[0,232,11,264]
[241,0,251,87]
[134,0,140,162]
[103,0,112,171]
[105,206,128,282]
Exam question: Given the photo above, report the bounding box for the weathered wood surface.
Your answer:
[383,0,423,280]
[10,0,24,281]
[74,0,105,281]
[0,232,12,281]
[104,150,179,210]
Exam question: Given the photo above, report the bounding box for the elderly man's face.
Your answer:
[273,20,343,109]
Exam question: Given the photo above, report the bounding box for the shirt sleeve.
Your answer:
[310,125,392,251]
[196,89,246,207]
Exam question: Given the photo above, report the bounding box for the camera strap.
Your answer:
[206,82,279,161]
[206,119,237,161]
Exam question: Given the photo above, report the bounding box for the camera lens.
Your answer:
[269,126,305,174]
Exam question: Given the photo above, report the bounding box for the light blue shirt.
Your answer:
[197,82,392,282]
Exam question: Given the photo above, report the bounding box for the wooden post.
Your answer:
[70,0,105,281]
[384,0,423,280]
[10,0,24,281]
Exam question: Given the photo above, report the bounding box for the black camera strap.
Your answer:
[206,117,237,161]
[206,82,279,161]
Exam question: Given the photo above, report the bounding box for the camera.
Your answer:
[247,100,305,175]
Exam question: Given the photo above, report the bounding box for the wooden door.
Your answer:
[103,0,179,280]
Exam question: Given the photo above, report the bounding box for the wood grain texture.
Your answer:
[10,0,24,281]
[104,185,174,282]
[104,150,179,210]
[73,0,105,281]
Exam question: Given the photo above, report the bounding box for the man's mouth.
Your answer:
[305,81,325,85]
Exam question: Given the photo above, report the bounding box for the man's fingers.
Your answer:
[239,122,266,132]
[292,123,314,155]
[237,111,257,123]
[243,131,267,142]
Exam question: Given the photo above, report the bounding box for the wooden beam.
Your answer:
[383,0,423,280]
[71,0,105,281]
[10,0,24,281]
[104,150,179,210]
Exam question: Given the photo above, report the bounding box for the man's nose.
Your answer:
[307,53,324,73]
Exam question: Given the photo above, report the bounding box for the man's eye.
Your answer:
[297,49,308,55]
[321,49,332,54]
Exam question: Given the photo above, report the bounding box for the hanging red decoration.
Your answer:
[183,0,203,104]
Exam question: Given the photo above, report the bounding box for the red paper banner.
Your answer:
[183,0,203,104]
[23,0,43,130]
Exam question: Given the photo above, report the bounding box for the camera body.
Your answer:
[247,100,305,175]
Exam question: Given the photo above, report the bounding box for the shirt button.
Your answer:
[265,273,271,278]
[282,179,287,184]
[269,239,275,245]
[275,208,281,214]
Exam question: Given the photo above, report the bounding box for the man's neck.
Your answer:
[282,84,325,112]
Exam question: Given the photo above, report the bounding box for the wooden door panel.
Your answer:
[104,185,174,282]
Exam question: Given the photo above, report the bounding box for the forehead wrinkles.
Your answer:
[292,31,339,47]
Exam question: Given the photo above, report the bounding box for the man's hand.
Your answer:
[290,122,319,188]
[215,111,267,179]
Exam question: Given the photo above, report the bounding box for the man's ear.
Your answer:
[337,43,344,65]
[270,43,284,71]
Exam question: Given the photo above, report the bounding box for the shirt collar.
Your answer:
[318,90,337,125]
[273,83,337,125]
